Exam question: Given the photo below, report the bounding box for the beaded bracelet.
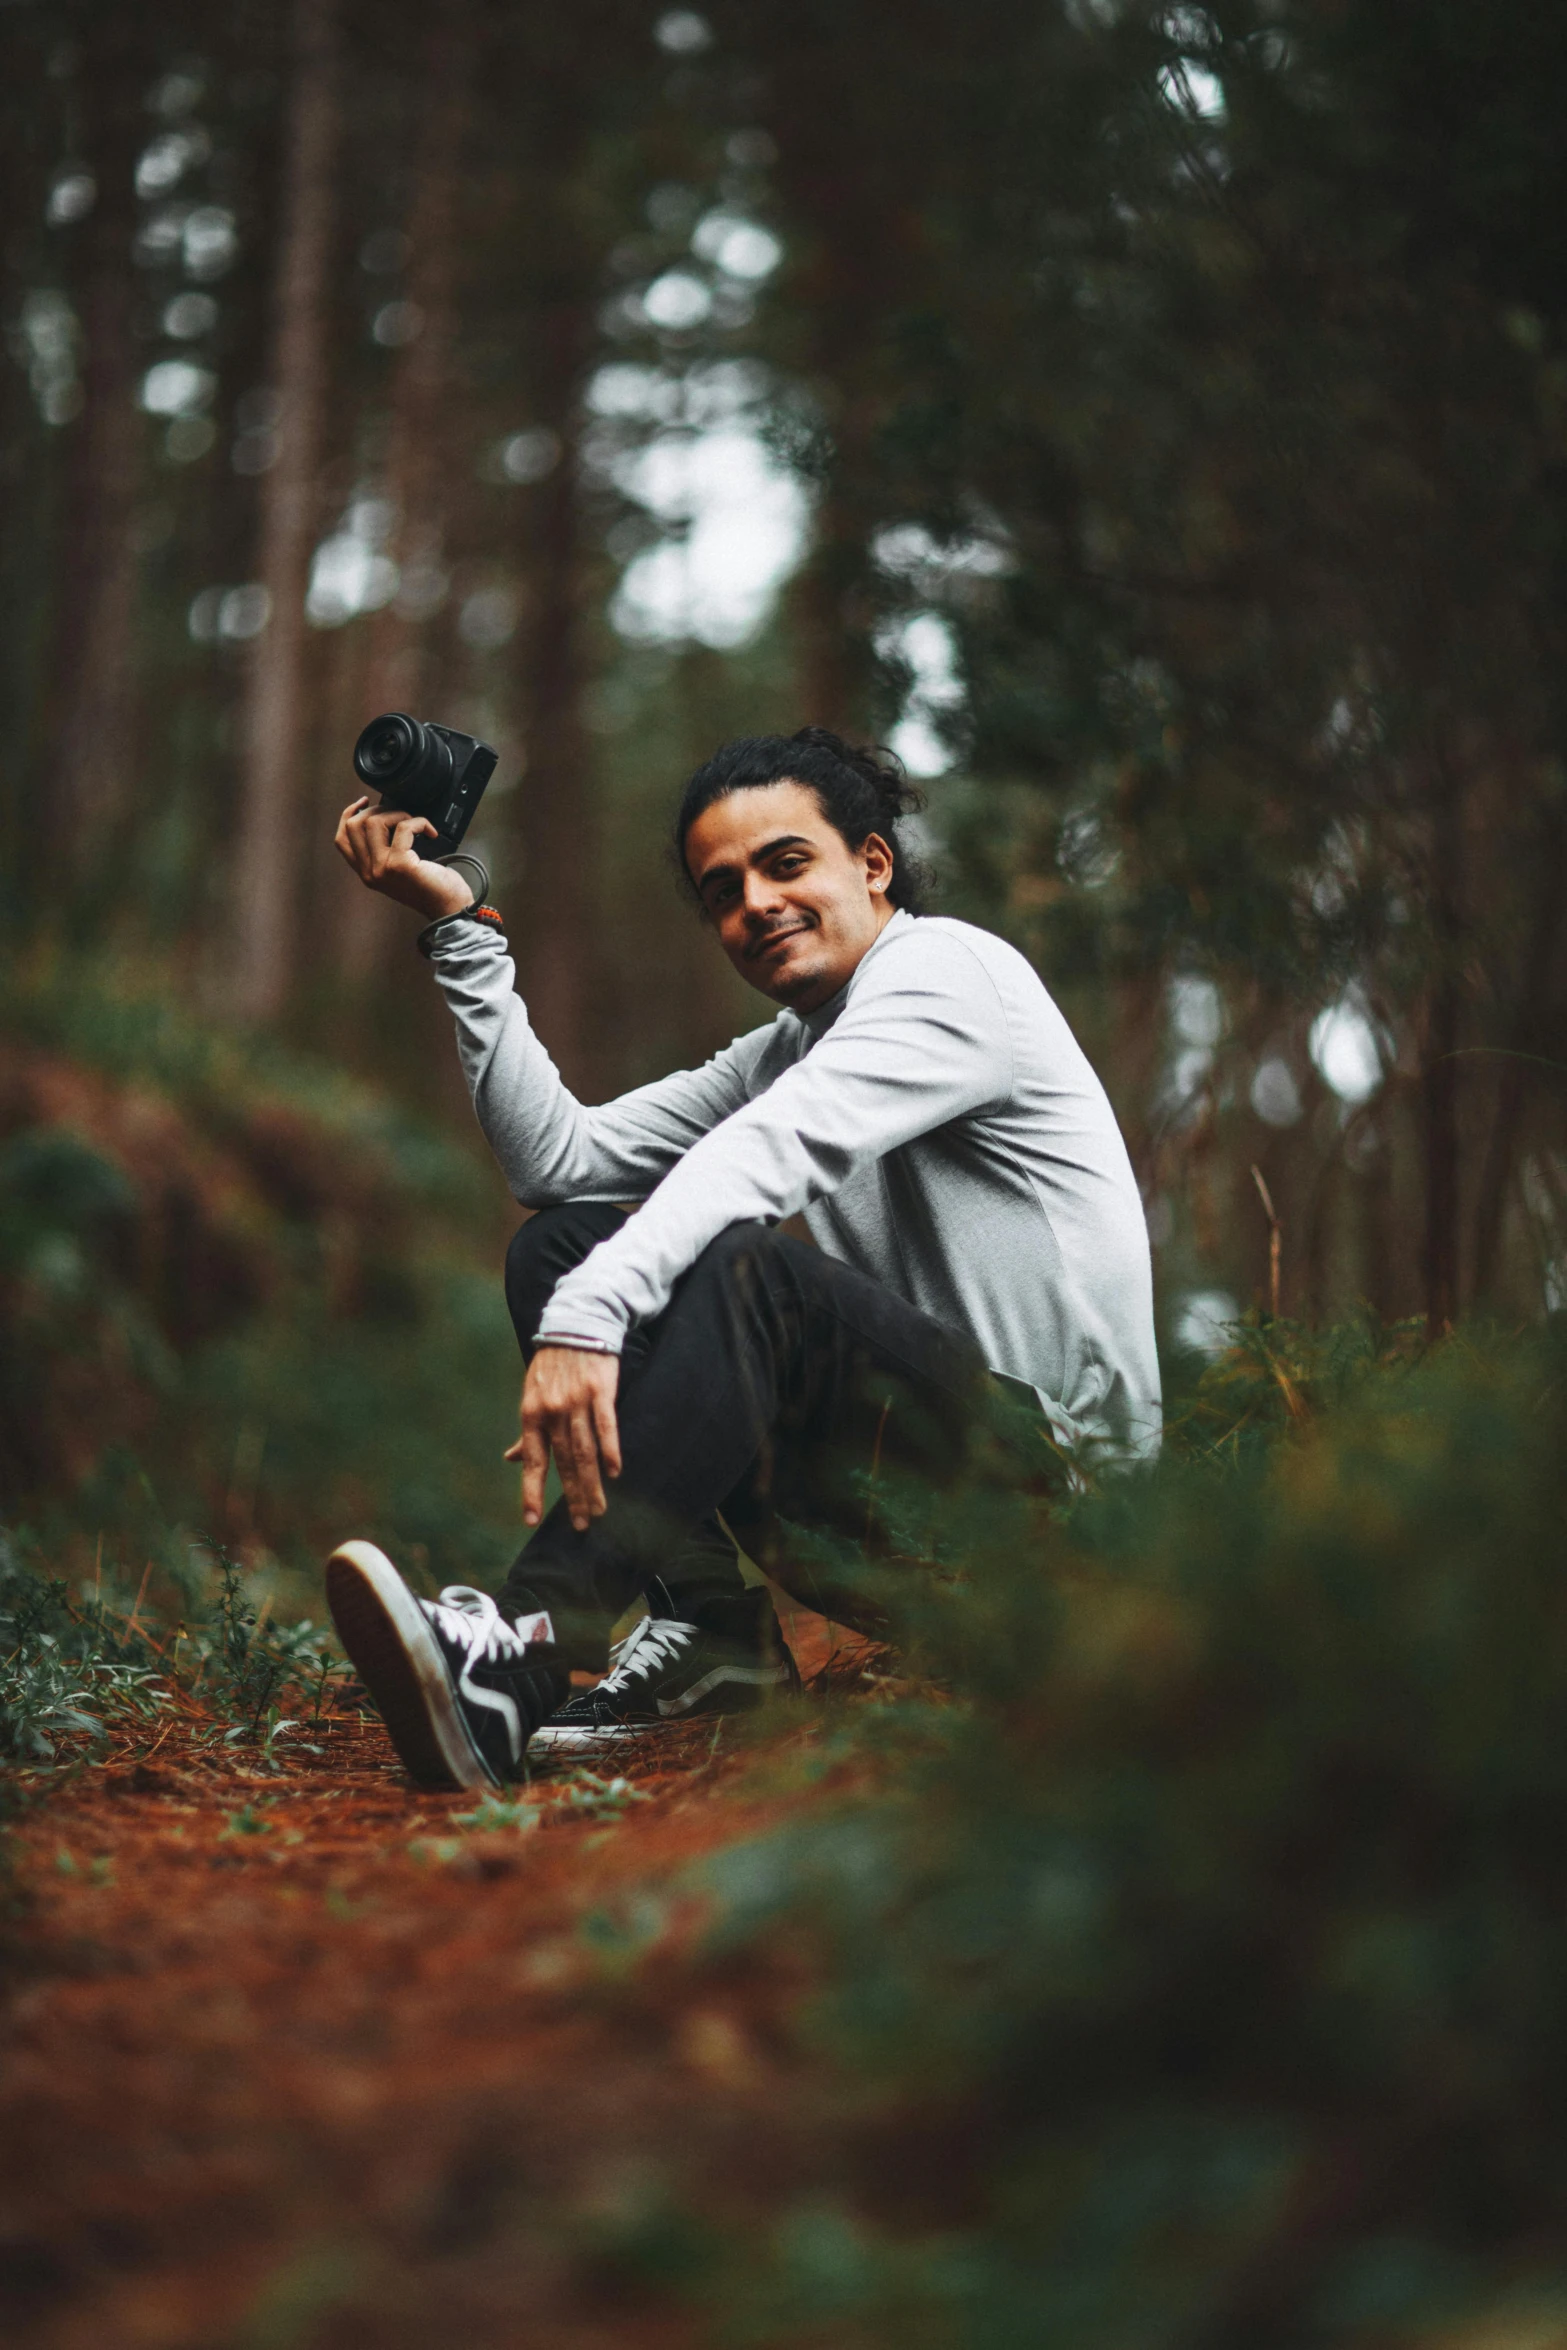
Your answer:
[416,902,505,958]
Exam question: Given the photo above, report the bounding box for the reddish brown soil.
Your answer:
[0,1612,878,2350]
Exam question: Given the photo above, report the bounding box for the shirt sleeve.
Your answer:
[537,924,1015,1351]
[426,916,769,1204]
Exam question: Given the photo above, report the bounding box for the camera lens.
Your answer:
[352,711,453,815]
[354,712,422,783]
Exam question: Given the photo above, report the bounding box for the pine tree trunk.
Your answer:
[49,39,144,878]
[767,27,916,737]
[1421,771,1464,1335]
[783,239,881,733]
[1470,804,1566,1303]
[231,0,340,1023]
[338,17,471,983]
[513,298,597,1088]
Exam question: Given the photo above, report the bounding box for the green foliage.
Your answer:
[409,1773,655,1866]
[218,1800,275,1841]
[449,1793,544,1835]
[0,1532,168,1765]
[683,1323,1567,2344]
[450,1773,652,1833]
[197,1547,346,1743]
[1171,1308,1430,1459]
[553,1769,652,1821]
[0,949,525,1589]
[0,1529,349,1770]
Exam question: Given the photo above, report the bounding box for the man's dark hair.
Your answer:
[674,727,933,915]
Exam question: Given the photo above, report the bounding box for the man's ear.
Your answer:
[862,829,894,894]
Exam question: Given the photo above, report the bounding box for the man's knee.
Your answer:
[677,1221,804,1321]
[689,1219,785,1283]
[505,1203,625,1350]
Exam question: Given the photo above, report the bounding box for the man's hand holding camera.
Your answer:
[333,798,475,921]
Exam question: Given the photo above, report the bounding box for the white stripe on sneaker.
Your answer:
[656,1661,793,1716]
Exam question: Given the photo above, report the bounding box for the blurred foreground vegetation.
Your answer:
[665,1314,1567,2346]
[7,1302,1567,2347]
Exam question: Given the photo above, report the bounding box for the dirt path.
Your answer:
[0,1619,870,2349]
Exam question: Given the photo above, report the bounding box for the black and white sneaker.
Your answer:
[325,1540,569,1788]
[528,1590,800,1758]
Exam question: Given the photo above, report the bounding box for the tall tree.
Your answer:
[231,0,340,1023]
[337,14,472,984]
[48,17,146,877]
[514,271,598,1085]
[482,3,650,1092]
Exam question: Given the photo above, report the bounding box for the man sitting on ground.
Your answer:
[325,728,1160,1787]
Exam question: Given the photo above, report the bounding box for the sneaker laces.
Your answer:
[425,1585,553,1667]
[599,1614,699,1694]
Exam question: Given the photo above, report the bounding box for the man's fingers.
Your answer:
[516,1417,550,1526]
[391,812,437,859]
[511,1352,620,1532]
[562,1408,606,1530]
[338,799,396,883]
[333,798,373,868]
[335,799,373,875]
[591,1386,622,1482]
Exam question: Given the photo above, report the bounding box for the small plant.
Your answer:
[166,1545,353,1755]
[451,1793,543,1833]
[0,1534,167,1764]
[554,1771,651,1822]
[54,1846,114,1886]
[218,1800,274,1840]
[203,1549,286,1732]
[0,1523,371,1779]
[304,1644,347,1727]
[440,1775,649,1840]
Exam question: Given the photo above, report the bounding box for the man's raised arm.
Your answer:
[334,793,765,1210]
[423,918,761,1208]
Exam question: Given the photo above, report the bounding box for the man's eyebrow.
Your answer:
[697,833,813,889]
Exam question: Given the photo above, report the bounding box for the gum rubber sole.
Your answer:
[325,1541,494,1791]
[529,1689,797,1758]
[527,1723,653,1754]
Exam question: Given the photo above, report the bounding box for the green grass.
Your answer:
[0,1529,353,1770]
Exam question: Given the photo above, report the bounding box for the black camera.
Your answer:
[352,712,497,855]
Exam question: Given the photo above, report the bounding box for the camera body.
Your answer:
[352,712,498,856]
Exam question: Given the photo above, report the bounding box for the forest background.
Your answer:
[3,0,1567,1588]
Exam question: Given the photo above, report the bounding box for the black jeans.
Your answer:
[499,1204,990,1669]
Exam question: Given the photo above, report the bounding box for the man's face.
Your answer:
[684,780,896,1013]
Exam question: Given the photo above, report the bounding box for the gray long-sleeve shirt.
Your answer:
[428,907,1162,1458]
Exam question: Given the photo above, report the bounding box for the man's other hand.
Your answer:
[334,797,475,921]
[506,1346,622,1533]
